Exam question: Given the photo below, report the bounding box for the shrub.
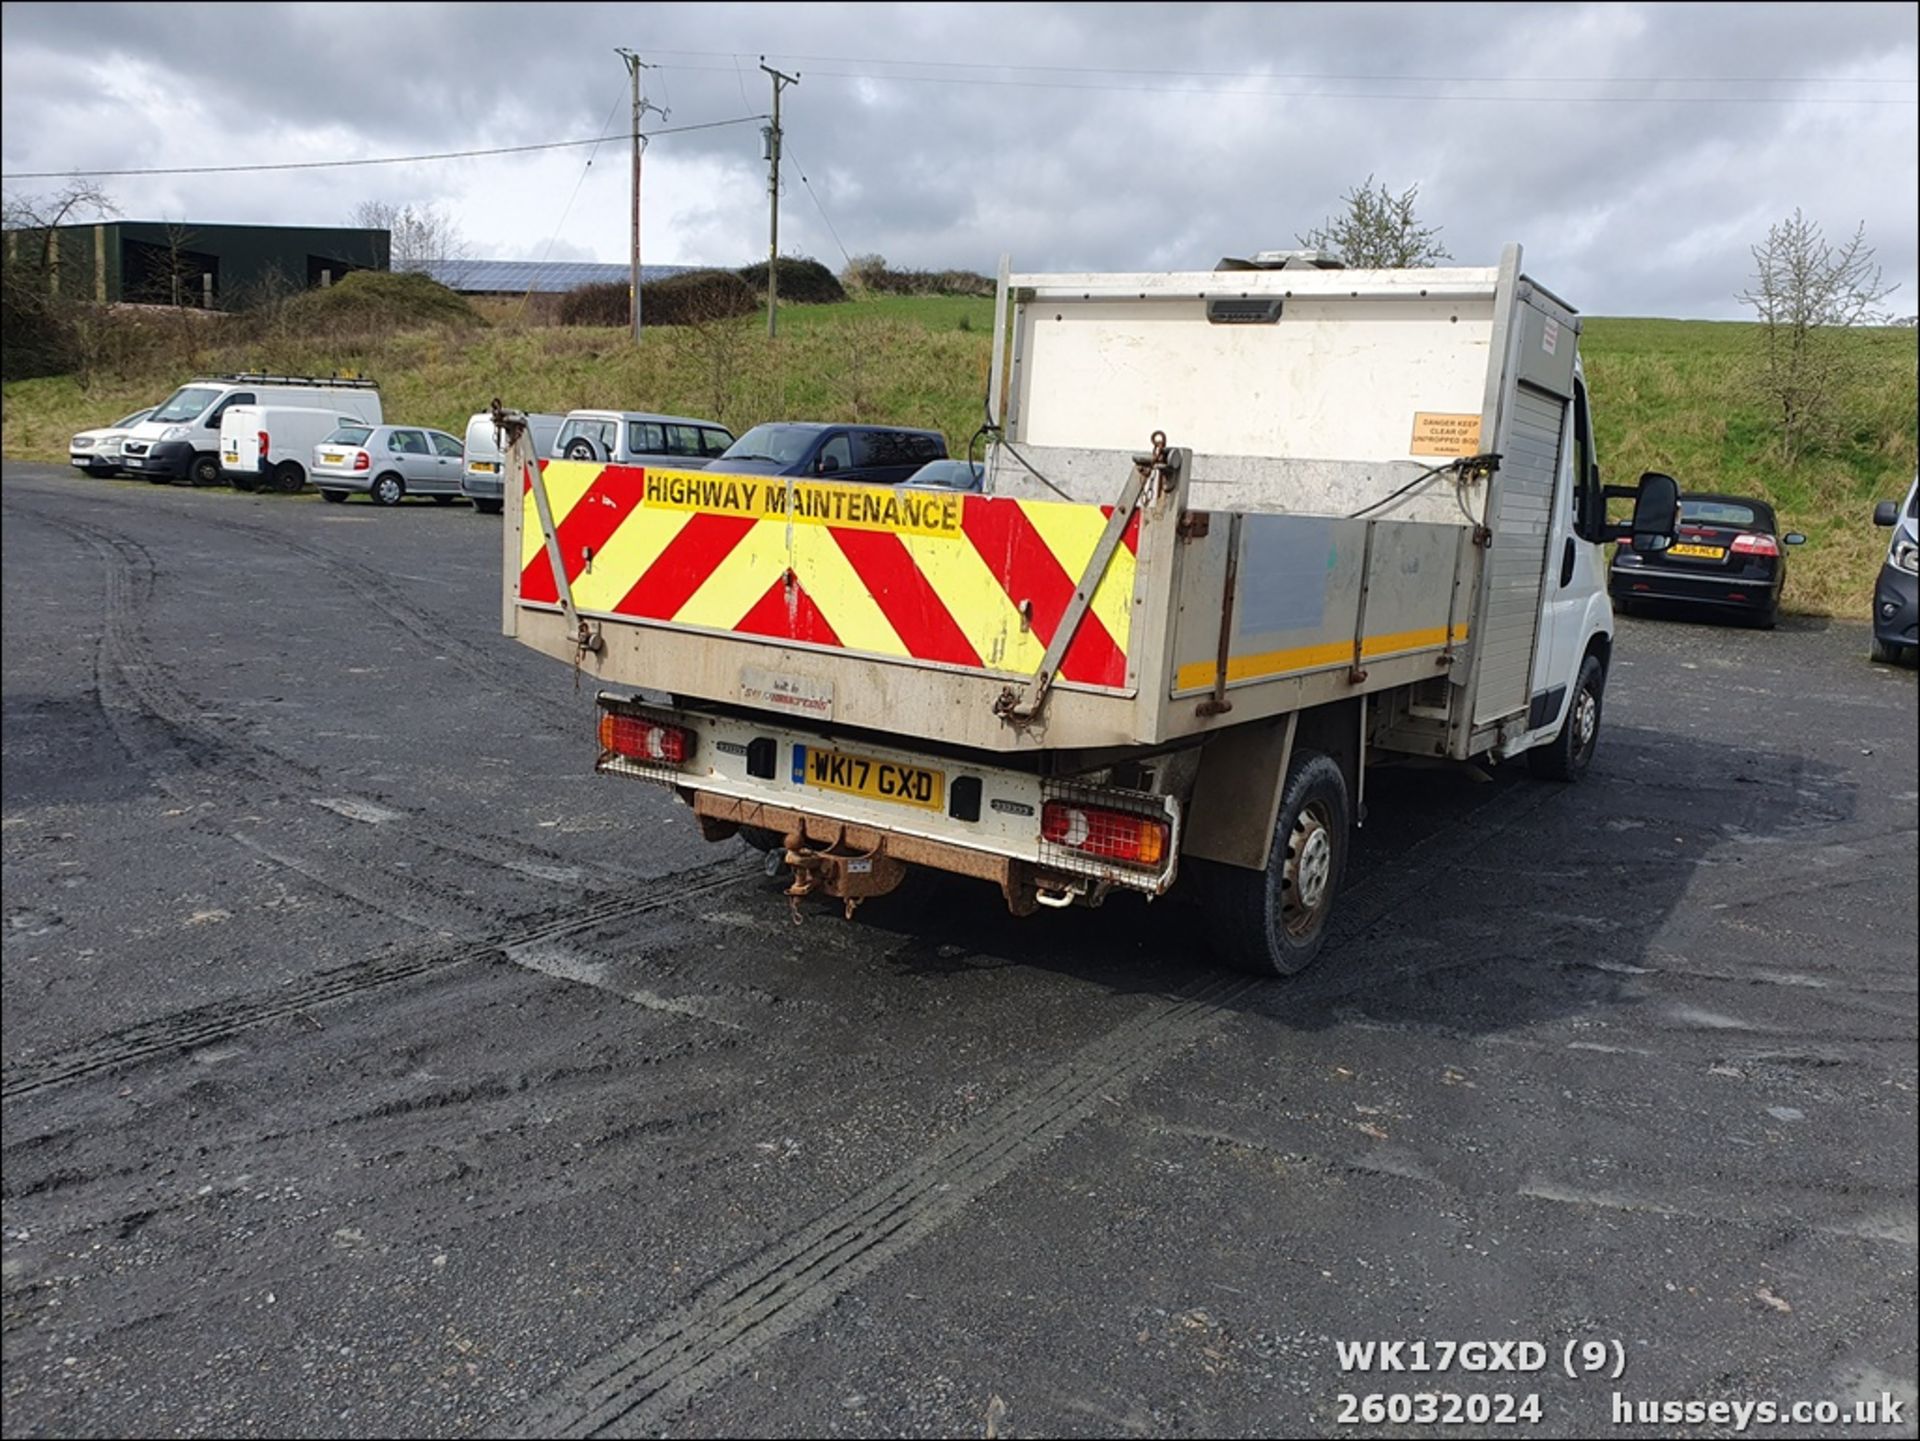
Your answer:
[736,256,846,305]
[643,269,759,326]
[277,270,481,337]
[840,253,993,298]
[557,280,628,327]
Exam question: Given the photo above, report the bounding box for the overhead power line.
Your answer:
[2,115,768,181]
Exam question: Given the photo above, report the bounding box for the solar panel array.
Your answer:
[420,259,701,294]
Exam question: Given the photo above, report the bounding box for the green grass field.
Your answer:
[5,296,1912,616]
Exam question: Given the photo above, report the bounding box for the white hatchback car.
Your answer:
[69,407,155,477]
[312,423,467,506]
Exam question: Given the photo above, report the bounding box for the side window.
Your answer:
[663,424,706,458]
[908,434,942,463]
[700,428,732,457]
[626,421,665,456]
[1571,377,1605,541]
[430,431,463,458]
[207,391,255,427]
[391,430,426,455]
[816,433,852,473]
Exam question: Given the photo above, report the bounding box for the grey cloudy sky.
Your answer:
[3,1,1915,318]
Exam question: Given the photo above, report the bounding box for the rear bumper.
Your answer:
[312,469,372,493]
[462,467,504,500]
[1873,564,1918,647]
[595,696,1182,908]
[1609,566,1779,612]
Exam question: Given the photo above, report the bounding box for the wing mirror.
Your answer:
[1783,532,1807,546]
[1875,501,1899,527]
[1626,471,1679,554]
[816,455,840,475]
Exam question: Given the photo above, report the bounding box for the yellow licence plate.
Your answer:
[222,448,239,462]
[794,745,943,811]
[1669,543,1725,559]
[470,460,499,473]
[319,451,344,465]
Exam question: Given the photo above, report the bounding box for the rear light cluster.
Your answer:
[1730,533,1780,556]
[352,451,371,472]
[1041,800,1168,867]
[598,712,693,765]
[257,430,270,459]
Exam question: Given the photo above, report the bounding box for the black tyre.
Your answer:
[272,461,306,495]
[231,471,258,493]
[1192,748,1351,977]
[564,438,600,462]
[145,471,172,485]
[473,498,503,516]
[432,494,455,505]
[369,472,404,506]
[1869,635,1903,664]
[320,489,348,504]
[1528,652,1605,781]
[189,452,222,487]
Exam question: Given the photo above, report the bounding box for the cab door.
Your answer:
[1532,374,1602,727]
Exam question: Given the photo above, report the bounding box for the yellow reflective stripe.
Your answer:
[518,460,606,572]
[787,522,908,656]
[572,506,693,614]
[1016,498,1136,655]
[672,518,788,630]
[1176,624,1469,692]
[899,530,1046,673]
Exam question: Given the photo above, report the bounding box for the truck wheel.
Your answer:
[1193,748,1350,977]
[1528,652,1604,781]
[189,453,222,487]
[369,473,405,506]
[272,461,306,494]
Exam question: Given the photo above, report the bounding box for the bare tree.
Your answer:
[1737,210,1897,460]
[1298,175,1450,268]
[351,199,469,280]
[1,181,117,380]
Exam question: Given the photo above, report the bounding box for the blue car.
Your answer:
[714,423,946,485]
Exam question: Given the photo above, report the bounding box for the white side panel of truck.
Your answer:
[1471,382,1566,725]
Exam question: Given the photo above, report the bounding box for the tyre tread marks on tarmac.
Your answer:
[19,500,628,922]
[0,858,754,1101]
[518,779,1567,1438]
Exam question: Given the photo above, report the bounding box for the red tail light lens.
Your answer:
[352,450,371,472]
[1731,533,1779,556]
[1041,801,1168,867]
[598,712,693,765]
[257,430,270,458]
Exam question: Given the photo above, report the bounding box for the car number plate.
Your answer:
[320,451,344,465]
[222,447,239,463]
[793,745,943,811]
[70,457,89,467]
[470,460,499,473]
[1669,543,1726,559]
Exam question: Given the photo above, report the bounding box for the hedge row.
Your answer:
[558,257,845,327]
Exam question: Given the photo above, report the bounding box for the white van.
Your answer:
[462,411,564,515]
[219,404,372,494]
[122,374,382,486]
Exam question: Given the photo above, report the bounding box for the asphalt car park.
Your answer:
[2,462,1915,1438]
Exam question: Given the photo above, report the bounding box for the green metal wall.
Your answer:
[26,222,389,307]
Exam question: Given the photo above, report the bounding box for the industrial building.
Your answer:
[10,220,389,308]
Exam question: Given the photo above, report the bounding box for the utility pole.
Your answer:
[616,48,667,343]
[759,57,799,338]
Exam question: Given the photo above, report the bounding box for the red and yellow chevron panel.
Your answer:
[520,463,1141,688]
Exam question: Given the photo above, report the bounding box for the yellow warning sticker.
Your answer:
[642,469,966,538]
[1409,412,1483,458]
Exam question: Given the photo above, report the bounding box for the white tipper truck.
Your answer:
[494,245,1680,976]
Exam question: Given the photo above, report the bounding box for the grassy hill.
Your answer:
[4,295,1912,616]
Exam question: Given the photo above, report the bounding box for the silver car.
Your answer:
[312,423,467,506]
[553,409,733,468]
[69,407,155,477]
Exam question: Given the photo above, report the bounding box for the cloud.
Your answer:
[3,1,1914,317]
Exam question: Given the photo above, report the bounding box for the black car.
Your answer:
[714,423,947,485]
[1608,492,1805,627]
[1870,478,1918,664]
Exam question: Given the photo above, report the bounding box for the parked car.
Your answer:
[901,457,984,492]
[715,423,947,484]
[69,407,154,476]
[220,404,369,493]
[1608,492,1805,627]
[463,411,564,514]
[1870,477,1918,664]
[123,374,381,485]
[553,410,733,468]
[312,423,467,506]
